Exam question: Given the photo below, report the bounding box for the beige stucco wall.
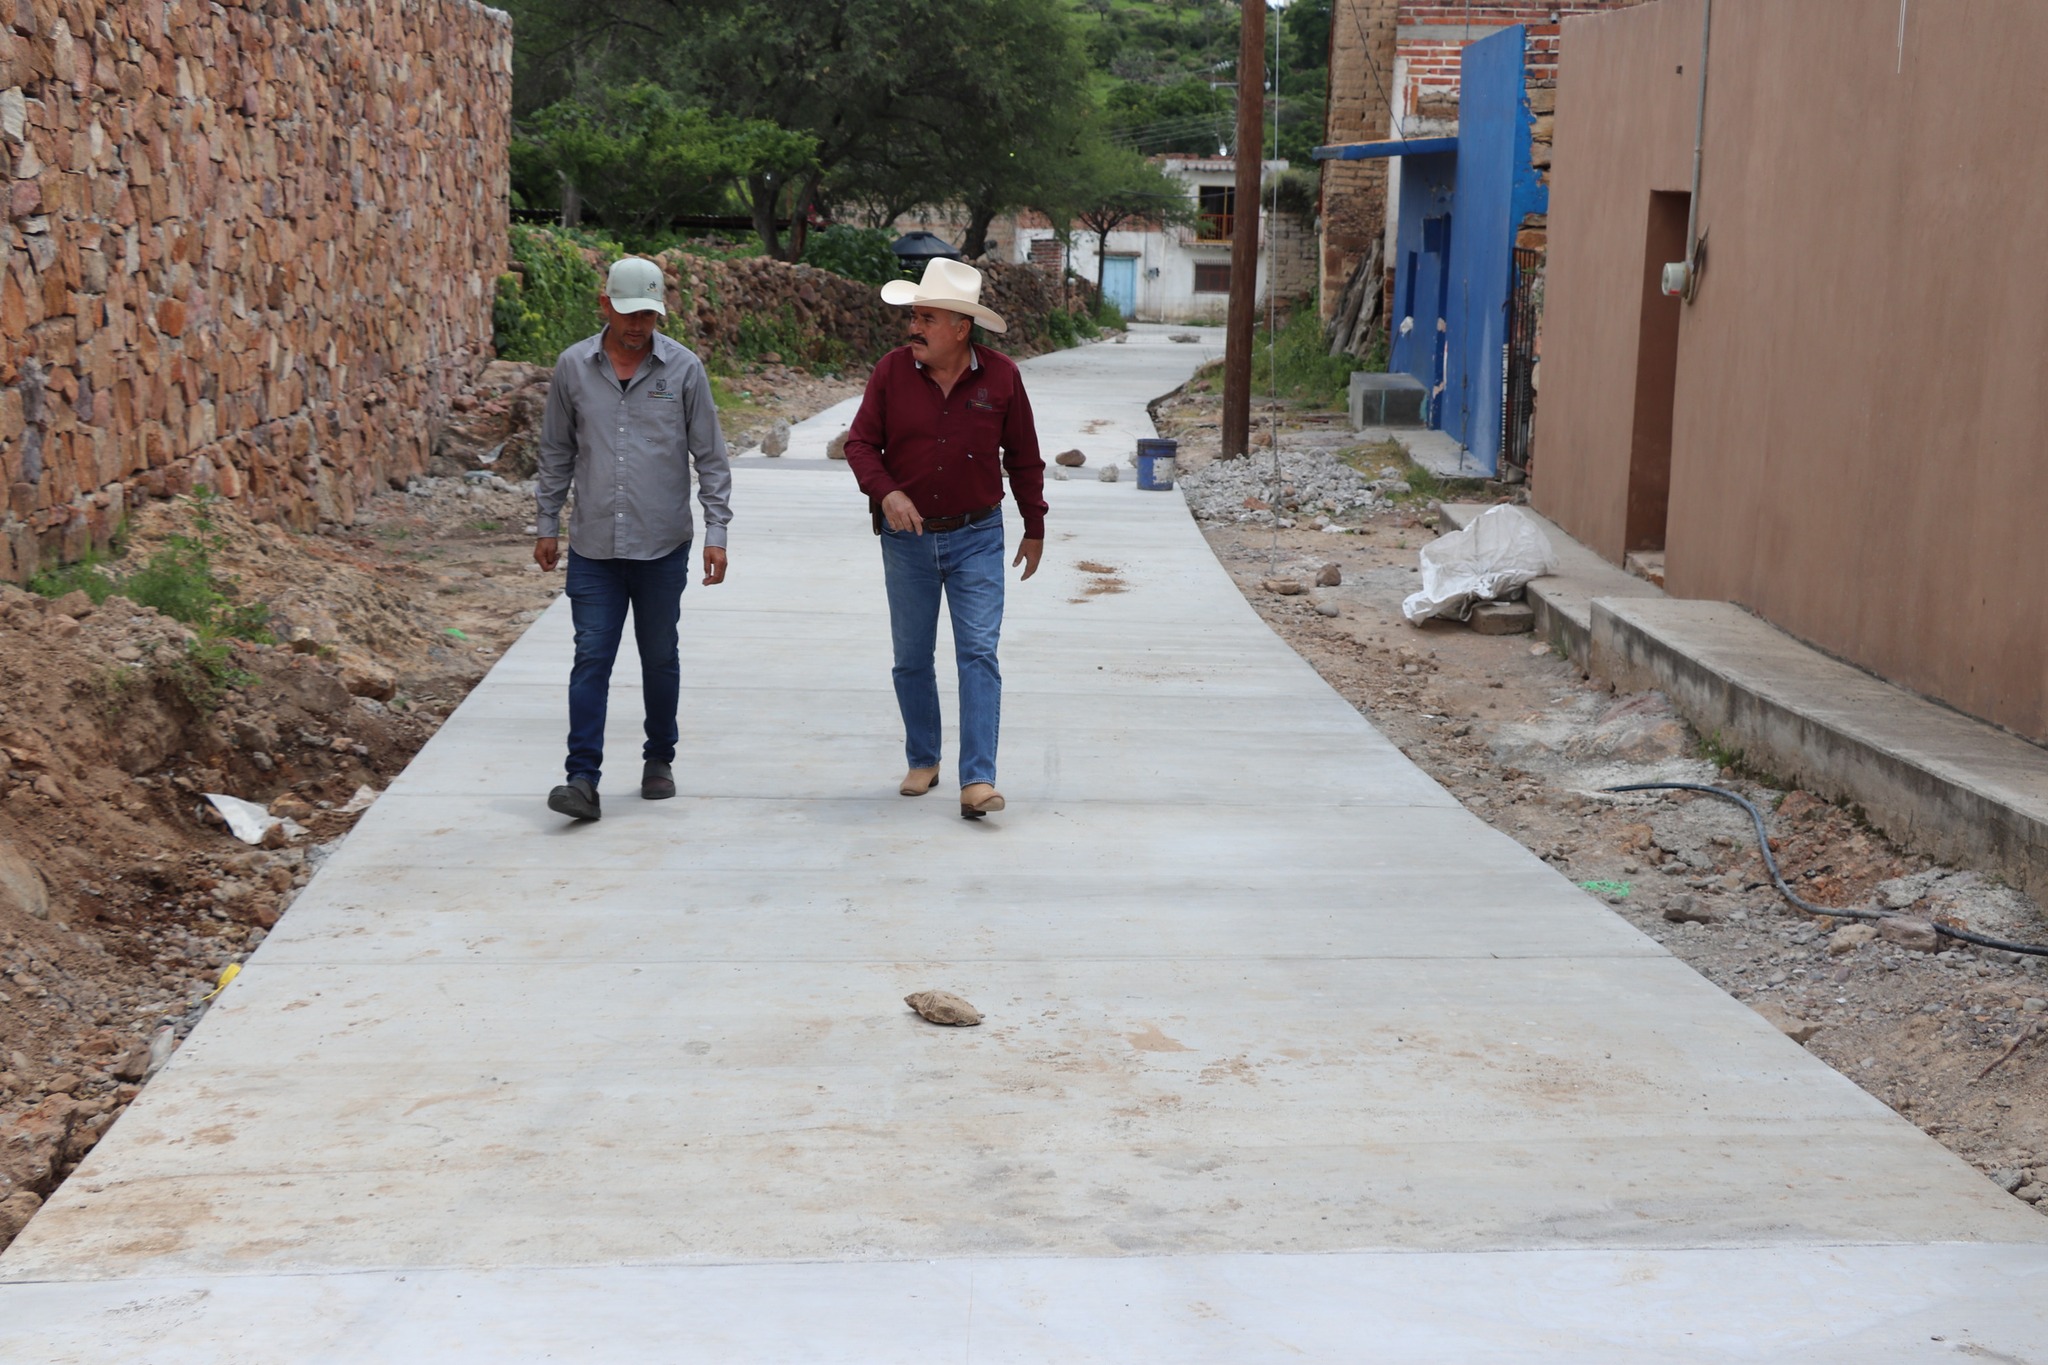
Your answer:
[1534,0,2048,744]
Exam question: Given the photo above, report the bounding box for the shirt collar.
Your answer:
[912,344,981,374]
[586,328,673,368]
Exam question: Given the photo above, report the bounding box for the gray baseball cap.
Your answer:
[605,257,667,316]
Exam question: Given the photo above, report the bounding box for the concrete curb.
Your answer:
[1591,598,2048,897]
[1441,502,2048,895]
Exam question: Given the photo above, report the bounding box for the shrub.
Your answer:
[494,223,608,365]
[802,225,899,286]
[1251,298,1373,409]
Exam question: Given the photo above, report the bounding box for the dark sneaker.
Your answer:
[641,761,676,800]
[547,777,601,822]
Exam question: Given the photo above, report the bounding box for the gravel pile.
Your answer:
[1177,448,1401,525]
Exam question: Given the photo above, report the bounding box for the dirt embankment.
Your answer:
[0,360,846,1250]
[1159,390,2048,1213]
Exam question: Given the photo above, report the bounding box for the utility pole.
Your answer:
[1220,0,1265,460]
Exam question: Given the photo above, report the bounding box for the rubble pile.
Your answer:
[1177,448,1396,525]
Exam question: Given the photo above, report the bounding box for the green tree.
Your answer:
[1105,76,1237,156]
[513,81,814,242]
[1044,141,1195,300]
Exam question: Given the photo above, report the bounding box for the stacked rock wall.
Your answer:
[0,0,512,580]
[662,253,1095,369]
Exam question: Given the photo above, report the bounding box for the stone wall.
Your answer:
[0,0,512,580]
[659,252,1094,368]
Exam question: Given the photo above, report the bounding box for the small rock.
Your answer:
[50,590,93,619]
[1055,449,1086,467]
[1315,601,1340,618]
[1315,563,1341,587]
[1469,601,1537,636]
[0,842,49,924]
[761,418,791,457]
[1776,790,1823,822]
[2017,1183,2047,1204]
[1878,917,1942,953]
[905,990,982,1026]
[340,659,396,701]
[46,615,80,640]
[2026,998,2047,1013]
[1098,465,1119,483]
[107,1045,151,1083]
[1262,579,1305,595]
[1993,1169,2026,1193]
[1384,479,1411,496]
[269,795,315,822]
[1827,923,1878,955]
[0,1191,42,1244]
[1662,894,1728,925]
[825,428,850,460]
[1752,1001,1822,1044]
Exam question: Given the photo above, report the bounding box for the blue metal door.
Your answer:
[1101,256,1137,318]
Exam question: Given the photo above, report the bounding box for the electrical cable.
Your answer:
[1603,783,2048,958]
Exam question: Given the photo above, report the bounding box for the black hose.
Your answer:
[1601,782,2048,959]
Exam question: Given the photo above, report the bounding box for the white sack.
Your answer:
[1400,504,1558,624]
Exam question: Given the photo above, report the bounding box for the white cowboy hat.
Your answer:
[880,257,1008,335]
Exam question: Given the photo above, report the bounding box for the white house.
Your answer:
[1008,157,1291,325]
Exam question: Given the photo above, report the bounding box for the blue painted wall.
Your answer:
[1439,25,1546,473]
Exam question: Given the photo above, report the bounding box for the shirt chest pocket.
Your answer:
[962,398,1005,457]
[635,384,686,445]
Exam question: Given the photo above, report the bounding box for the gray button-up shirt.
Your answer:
[534,329,732,558]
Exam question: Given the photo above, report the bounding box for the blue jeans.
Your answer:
[879,515,1005,788]
[564,541,691,786]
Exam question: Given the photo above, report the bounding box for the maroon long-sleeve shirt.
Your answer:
[843,344,1049,540]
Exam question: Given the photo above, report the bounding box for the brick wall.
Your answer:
[1393,3,1649,133]
[0,0,512,580]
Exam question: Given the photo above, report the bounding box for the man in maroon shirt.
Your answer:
[844,259,1048,819]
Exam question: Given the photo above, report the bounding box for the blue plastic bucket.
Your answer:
[1135,437,1178,490]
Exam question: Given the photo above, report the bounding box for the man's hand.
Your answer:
[880,490,924,535]
[1012,538,1043,581]
[533,537,560,572]
[703,545,728,586]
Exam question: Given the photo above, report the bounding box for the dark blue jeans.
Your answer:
[564,541,691,787]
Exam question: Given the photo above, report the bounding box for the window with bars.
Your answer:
[1192,262,1232,294]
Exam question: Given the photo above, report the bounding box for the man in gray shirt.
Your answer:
[533,256,732,822]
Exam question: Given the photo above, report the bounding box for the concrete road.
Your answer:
[6,325,2047,1360]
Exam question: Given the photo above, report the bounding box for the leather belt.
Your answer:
[920,505,1000,533]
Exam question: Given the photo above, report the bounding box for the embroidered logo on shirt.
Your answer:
[967,398,996,412]
[650,378,677,402]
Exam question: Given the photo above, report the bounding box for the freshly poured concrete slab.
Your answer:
[5,324,2046,1358]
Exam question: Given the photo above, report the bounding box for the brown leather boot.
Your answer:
[900,766,940,796]
[960,783,1005,818]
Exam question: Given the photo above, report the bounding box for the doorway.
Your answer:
[1100,255,1138,319]
[1626,191,1688,553]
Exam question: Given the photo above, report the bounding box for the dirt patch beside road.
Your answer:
[1166,393,2048,1214]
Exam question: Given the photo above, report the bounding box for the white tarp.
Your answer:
[1401,505,1558,624]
